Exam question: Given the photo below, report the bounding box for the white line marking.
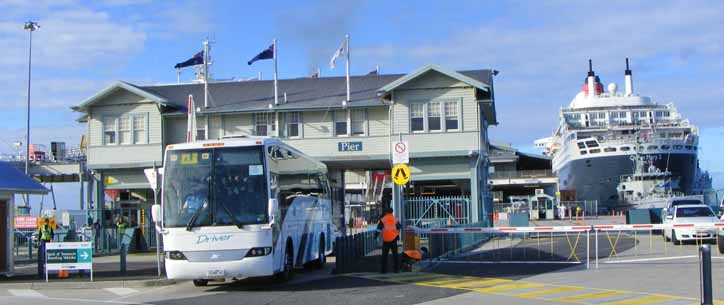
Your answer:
[604,255,696,263]
[9,289,46,298]
[104,287,139,296]
[432,260,581,264]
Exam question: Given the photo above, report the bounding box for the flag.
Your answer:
[329,39,347,69]
[248,44,274,65]
[186,95,197,143]
[367,69,378,76]
[175,51,204,69]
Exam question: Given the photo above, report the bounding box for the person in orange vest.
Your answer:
[374,207,402,273]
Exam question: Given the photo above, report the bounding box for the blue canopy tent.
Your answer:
[0,161,49,276]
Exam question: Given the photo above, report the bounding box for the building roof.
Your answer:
[72,66,494,116]
[0,161,49,195]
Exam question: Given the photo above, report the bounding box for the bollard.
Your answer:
[612,210,617,224]
[700,244,713,305]
[120,244,127,275]
[28,239,33,260]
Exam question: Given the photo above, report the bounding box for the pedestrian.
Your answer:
[37,218,54,275]
[117,216,129,244]
[374,207,401,274]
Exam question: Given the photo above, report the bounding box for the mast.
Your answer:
[203,39,209,108]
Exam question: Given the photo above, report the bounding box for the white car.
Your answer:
[719,214,724,254]
[663,204,719,244]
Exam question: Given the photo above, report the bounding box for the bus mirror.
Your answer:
[269,199,279,222]
[151,204,161,224]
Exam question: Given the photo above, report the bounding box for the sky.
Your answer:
[1,0,723,211]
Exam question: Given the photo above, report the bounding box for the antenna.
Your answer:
[587,59,594,76]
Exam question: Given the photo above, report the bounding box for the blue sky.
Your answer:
[1,0,723,210]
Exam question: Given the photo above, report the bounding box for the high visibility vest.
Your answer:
[381,214,399,243]
[40,225,52,242]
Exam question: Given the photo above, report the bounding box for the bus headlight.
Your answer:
[245,247,272,257]
[166,251,187,260]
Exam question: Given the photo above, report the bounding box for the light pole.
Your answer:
[24,21,39,208]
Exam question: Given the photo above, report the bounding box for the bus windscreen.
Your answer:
[163,146,269,228]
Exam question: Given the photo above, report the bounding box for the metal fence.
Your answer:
[405,196,471,229]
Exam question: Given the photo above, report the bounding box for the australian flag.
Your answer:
[248,44,274,65]
[174,51,204,69]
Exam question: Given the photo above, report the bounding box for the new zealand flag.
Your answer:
[174,51,204,69]
[247,44,274,65]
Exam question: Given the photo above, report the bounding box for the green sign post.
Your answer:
[45,242,93,282]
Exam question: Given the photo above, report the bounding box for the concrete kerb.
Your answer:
[0,278,180,290]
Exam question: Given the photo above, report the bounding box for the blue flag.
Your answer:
[248,44,274,65]
[174,51,204,69]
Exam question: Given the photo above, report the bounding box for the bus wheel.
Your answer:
[193,279,208,287]
[314,236,326,270]
[276,243,295,282]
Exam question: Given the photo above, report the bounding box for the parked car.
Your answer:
[663,205,718,245]
[663,195,705,218]
[719,214,724,254]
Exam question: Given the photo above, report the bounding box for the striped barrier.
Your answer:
[407,222,724,234]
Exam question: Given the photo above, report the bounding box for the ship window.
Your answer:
[620,146,631,151]
[577,142,586,149]
[604,147,616,152]
[584,140,599,147]
[661,145,671,150]
[580,150,588,155]
[673,145,683,150]
[589,149,601,154]
[647,145,658,150]
[685,145,692,150]
[692,146,697,150]
[638,146,644,151]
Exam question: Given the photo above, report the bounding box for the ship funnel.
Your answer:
[587,59,596,98]
[624,58,634,96]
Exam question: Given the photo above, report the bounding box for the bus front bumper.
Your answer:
[165,255,275,280]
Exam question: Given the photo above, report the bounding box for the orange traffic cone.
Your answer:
[58,269,69,278]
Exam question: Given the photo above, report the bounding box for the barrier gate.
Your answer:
[410,222,724,269]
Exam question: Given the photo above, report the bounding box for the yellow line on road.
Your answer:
[552,290,628,303]
[473,282,546,293]
[596,295,675,305]
[436,278,512,289]
[513,286,585,298]
[415,277,478,286]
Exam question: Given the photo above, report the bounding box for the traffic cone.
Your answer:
[58,269,69,278]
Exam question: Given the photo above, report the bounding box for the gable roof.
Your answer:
[71,81,169,112]
[72,65,494,116]
[0,161,49,194]
[378,64,490,94]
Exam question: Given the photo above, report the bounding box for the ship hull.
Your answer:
[557,152,697,208]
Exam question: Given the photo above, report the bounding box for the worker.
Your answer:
[37,218,54,275]
[116,216,129,244]
[374,207,402,274]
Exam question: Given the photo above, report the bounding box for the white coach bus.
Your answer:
[151,137,335,286]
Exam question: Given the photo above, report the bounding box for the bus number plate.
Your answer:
[207,269,225,277]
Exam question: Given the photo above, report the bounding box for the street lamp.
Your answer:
[23,21,39,208]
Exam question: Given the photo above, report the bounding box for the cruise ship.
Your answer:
[535,59,699,208]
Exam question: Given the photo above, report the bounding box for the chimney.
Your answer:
[624,58,634,96]
[587,59,596,98]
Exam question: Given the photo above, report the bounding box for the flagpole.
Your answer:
[203,39,209,108]
[176,69,181,84]
[345,34,350,102]
[273,39,278,106]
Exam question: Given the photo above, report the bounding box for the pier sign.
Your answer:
[45,242,93,276]
[338,141,363,152]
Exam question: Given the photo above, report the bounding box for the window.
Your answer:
[351,109,365,135]
[647,145,658,150]
[589,149,601,154]
[577,142,586,149]
[119,116,131,144]
[580,150,588,155]
[584,140,599,148]
[254,113,275,136]
[673,145,683,150]
[444,101,459,130]
[620,146,631,151]
[133,115,146,144]
[661,145,671,150]
[428,101,441,131]
[411,103,424,132]
[604,147,617,152]
[196,120,206,140]
[286,112,301,138]
[103,117,117,145]
[334,110,347,136]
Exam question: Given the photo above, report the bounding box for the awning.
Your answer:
[0,161,49,195]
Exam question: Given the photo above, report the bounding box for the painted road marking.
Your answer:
[9,289,46,298]
[104,287,139,296]
[346,272,718,305]
[514,286,585,298]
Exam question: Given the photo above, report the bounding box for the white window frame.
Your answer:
[409,99,461,133]
[334,109,367,137]
[410,103,425,133]
[132,114,148,144]
[103,116,118,145]
[350,109,366,136]
[443,100,460,131]
[254,113,275,136]
[286,112,302,139]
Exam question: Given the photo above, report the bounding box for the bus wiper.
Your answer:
[186,202,208,232]
[217,200,244,229]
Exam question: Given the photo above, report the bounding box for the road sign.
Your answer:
[45,242,93,282]
[392,164,410,185]
[392,141,409,164]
